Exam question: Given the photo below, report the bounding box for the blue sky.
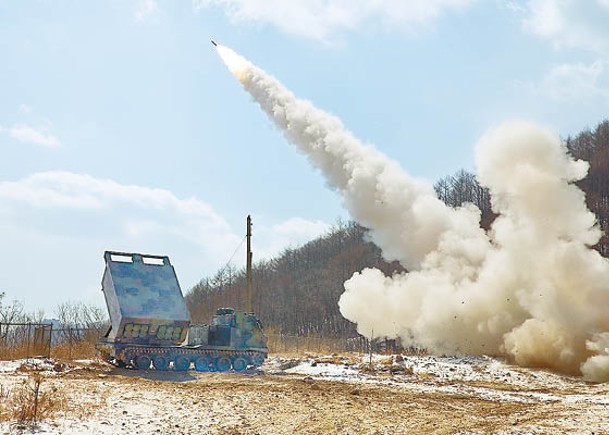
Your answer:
[1,0,608,315]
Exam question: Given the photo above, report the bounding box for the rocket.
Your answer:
[211,40,217,47]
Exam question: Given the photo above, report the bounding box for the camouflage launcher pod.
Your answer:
[96,251,268,372]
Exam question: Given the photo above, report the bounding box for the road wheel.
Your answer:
[232,357,247,372]
[153,355,169,371]
[135,354,151,370]
[194,356,211,372]
[216,356,231,372]
[252,354,265,368]
[174,355,190,371]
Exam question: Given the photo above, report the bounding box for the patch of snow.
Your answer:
[0,358,54,373]
[2,354,609,434]
[0,360,22,373]
[272,353,605,406]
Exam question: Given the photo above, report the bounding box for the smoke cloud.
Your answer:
[216,44,609,382]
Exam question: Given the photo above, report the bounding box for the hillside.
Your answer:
[567,120,609,255]
[186,221,404,336]
[185,119,609,338]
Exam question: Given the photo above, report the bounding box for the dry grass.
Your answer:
[0,383,11,415]
[0,348,29,361]
[0,360,102,431]
[266,333,356,356]
[51,339,98,360]
[378,356,395,367]
[360,364,377,374]
[312,353,361,366]
[390,364,414,375]
[0,342,45,361]
[265,327,429,358]
[0,373,67,430]
[0,336,99,362]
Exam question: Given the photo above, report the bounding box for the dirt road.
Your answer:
[1,355,608,434]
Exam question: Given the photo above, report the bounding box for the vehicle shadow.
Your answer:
[109,367,197,382]
[106,367,266,381]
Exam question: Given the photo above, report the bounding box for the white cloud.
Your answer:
[505,1,526,13]
[256,217,331,259]
[0,171,235,240]
[522,0,563,37]
[135,0,160,22]
[519,0,609,52]
[511,1,609,103]
[0,171,330,310]
[194,0,477,41]
[8,124,61,149]
[537,60,609,101]
[0,171,330,254]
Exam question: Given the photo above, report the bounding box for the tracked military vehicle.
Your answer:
[96,251,268,371]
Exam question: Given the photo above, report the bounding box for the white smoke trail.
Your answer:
[216,44,609,382]
[215,44,490,271]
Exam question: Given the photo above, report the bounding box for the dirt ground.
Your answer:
[1,355,608,434]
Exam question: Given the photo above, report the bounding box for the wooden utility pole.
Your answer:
[246,215,253,313]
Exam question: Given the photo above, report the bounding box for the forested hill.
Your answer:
[185,119,609,337]
[185,221,404,336]
[567,120,609,255]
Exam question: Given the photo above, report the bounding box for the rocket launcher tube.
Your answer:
[101,251,191,346]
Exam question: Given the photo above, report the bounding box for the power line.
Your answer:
[218,235,246,275]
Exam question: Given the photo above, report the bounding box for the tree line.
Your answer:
[566,120,609,256]
[0,291,105,329]
[186,220,404,336]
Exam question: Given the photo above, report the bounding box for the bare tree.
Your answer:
[0,298,26,324]
[54,301,107,329]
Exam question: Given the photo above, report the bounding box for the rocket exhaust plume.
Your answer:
[215,44,609,382]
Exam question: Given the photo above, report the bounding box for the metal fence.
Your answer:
[1,323,418,360]
[0,323,105,360]
[0,323,53,359]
